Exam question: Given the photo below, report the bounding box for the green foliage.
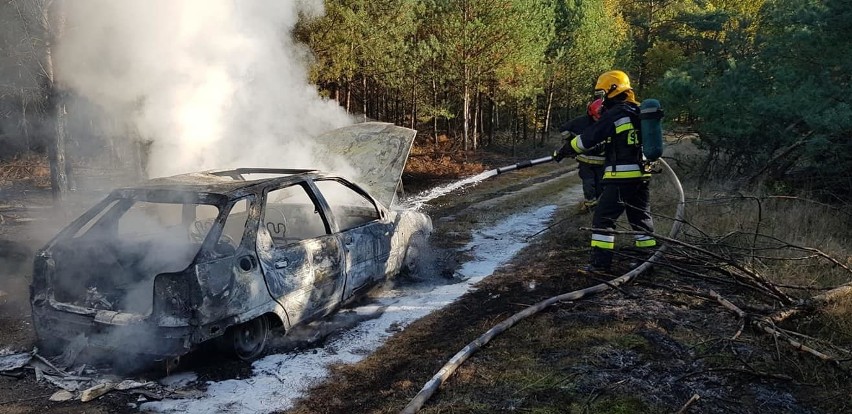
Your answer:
[549,0,628,112]
[294,0,850,194]
[425,0,553,101]
[652,0,852,193]
[297,0,418,85]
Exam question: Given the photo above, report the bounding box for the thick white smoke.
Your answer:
[53,0,354,177]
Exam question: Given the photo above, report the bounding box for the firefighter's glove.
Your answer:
[643,160,663,174]
[553,141,577,163]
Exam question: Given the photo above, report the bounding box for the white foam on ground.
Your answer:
[141,204,557,414]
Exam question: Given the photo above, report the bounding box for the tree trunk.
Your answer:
[382,88,388,121]
[479,93,484,148]
[20,92,30,150]
[532,100,540,145]
[47,98,69,200]
[463,64,470,151]
[432,77,438,145]
[542,78,554,146]
[362,76,368,122]
[472,91,480,151]
[395,92,401,125]
[410,80,417,130]
[449,116,454,144]
[488,97,495,147]
[462,1,470,152]
[42,1,69,201]
[346,76,352,112]
[512,106,518,157]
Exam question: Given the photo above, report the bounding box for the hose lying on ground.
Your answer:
[401,159,685,414]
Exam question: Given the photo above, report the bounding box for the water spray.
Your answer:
[401,155,557,210]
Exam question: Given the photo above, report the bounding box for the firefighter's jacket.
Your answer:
[559,115,604,165]
[570,101,650,181]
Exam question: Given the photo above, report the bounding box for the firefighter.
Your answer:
[558,98,605,212]
[553,70,656,271]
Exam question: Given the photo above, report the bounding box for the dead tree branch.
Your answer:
[745,130,812,187]
[706,289,848,375]
[579,228,796,305]
[675,393,700,414]
[770,281,852,324]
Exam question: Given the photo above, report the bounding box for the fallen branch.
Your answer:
[580,228,796,305]
[676,393,701,414]
[632,251,768,293]
[706,289,848,375]
[770,281,852,324]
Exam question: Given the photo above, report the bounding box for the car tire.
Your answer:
[402,231,429,278]
[224,316,270,361]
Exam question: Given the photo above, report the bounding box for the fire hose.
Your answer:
[401,159,685,414]
[491,155,557,175]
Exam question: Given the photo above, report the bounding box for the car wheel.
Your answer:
[226,316,269,361]
[402,231,429,278]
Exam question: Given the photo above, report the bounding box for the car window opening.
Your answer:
[264,185,329,247]
[314,179,380,231]
[51,198,221,316]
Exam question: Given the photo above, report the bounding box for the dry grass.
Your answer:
[403,137,487,180]
[649,139,852,402]
[659,134,852,290]
[404,151,486,179]
[664,180,852,289]
[405,131,562,181]
[0,153,51,189]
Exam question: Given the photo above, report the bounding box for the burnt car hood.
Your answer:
[312,122,416,206]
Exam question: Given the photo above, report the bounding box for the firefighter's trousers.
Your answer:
[578,162,605,202]
[590,180,655,268]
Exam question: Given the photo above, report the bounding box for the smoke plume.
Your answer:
[53,0,354,177]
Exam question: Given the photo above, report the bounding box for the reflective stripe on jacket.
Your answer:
[570,101,648,181]
[576,154,605,165]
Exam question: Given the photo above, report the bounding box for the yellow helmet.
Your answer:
[595,70,633,99]
[595,70,639,105]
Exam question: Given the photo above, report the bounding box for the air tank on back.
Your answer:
[639,99,664,161]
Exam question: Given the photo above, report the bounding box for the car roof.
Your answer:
[114,168,336,199]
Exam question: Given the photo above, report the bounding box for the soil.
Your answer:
[0,152,848,413]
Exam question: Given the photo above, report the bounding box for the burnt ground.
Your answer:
[0,154,849,413]
[286,159,850,413]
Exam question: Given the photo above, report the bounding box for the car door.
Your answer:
[255,183,344,326]
[311,179,393,302]
[193,196,272,324]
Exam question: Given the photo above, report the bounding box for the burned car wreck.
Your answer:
[30,123,431,363]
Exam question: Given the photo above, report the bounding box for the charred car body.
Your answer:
[30,123,431,362]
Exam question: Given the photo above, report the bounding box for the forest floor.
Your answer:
[0,138,849,413]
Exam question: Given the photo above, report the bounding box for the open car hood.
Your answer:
[312,122,416,207]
